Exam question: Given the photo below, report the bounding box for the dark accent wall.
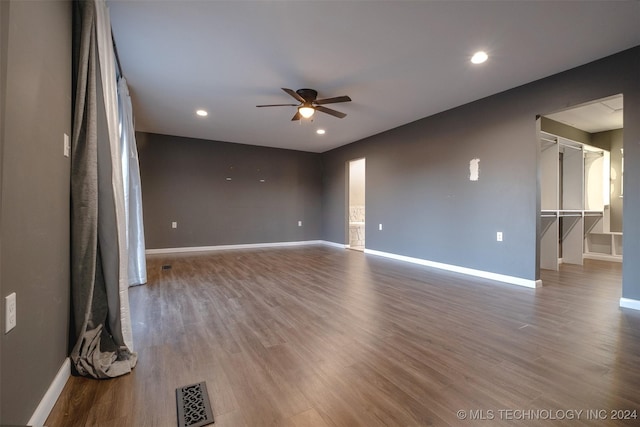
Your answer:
[0,1,71,424]
[323,98,540,280]
[137,132,323,249]
[0,0,7,414]
[321,47,640,299]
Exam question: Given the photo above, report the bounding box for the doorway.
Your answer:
[348,158,366,251]
[538,94,624,275]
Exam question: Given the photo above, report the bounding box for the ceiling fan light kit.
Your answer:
[299,106,315,118]
[257,88,351,121]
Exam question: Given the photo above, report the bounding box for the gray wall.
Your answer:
[321,47,640,299]
[0,1,71,424]
[323,100,539,280]
[137,132,323,249]
[622,60,640,301]
[0,0,7,413]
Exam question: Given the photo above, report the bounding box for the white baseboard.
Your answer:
[364,249,541,288]
[28,357,70,426]
[145,242,538,288]
[146,240,325,255]
[321,240,349,249]
[620,298,640,311]
[583,253,623,263]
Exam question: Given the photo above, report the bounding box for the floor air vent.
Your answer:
[176,382,215,427]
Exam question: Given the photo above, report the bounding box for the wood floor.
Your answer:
[47,246,640,426]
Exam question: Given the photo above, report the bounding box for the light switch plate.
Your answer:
[64,133,70,157]
[5,292,16,333]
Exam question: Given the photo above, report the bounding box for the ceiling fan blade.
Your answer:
[282,88,305,103]
[291,111,302,121]
[315,105,347,119]
[314,95,352,105]
[256,103,298,107]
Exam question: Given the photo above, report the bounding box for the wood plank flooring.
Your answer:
[46,246,640,426]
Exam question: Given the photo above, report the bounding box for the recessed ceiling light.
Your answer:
[471,51,488,64]
[196,109,208,117]
[316,129,326,135]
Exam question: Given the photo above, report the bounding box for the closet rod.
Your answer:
[558,141,582,150]
[584,151,604,157]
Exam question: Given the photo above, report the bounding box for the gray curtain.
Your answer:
[70,0,136,379]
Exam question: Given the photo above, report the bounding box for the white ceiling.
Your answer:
[108,0,640,153]
[546,94,624,133]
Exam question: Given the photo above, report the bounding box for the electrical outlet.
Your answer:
[298,221,303,227]
[171,221,177,229]
[5,292,16,333]
[379,224,383,231]
[497,231,503,242]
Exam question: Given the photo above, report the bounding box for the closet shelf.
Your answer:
[539,129,616,270]
[540,210,604,218]
[589,231,622,236]
[559,210,583,217]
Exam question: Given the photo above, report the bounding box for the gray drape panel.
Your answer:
[70,0,136,379]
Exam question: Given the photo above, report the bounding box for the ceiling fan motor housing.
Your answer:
[296,88,318,102]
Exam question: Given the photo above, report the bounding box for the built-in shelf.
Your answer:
[584,231,623,262]
[539,130,620,270]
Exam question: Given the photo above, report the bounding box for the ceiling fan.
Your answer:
[257,88,352,121]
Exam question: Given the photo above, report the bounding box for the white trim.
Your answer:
[28,358,70,427]
[320,240,349,249]
[583,253,622,263]
[620,298,640,311]
[144,242,539,288]
[364,249,541,288]
[146,240,325,255]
